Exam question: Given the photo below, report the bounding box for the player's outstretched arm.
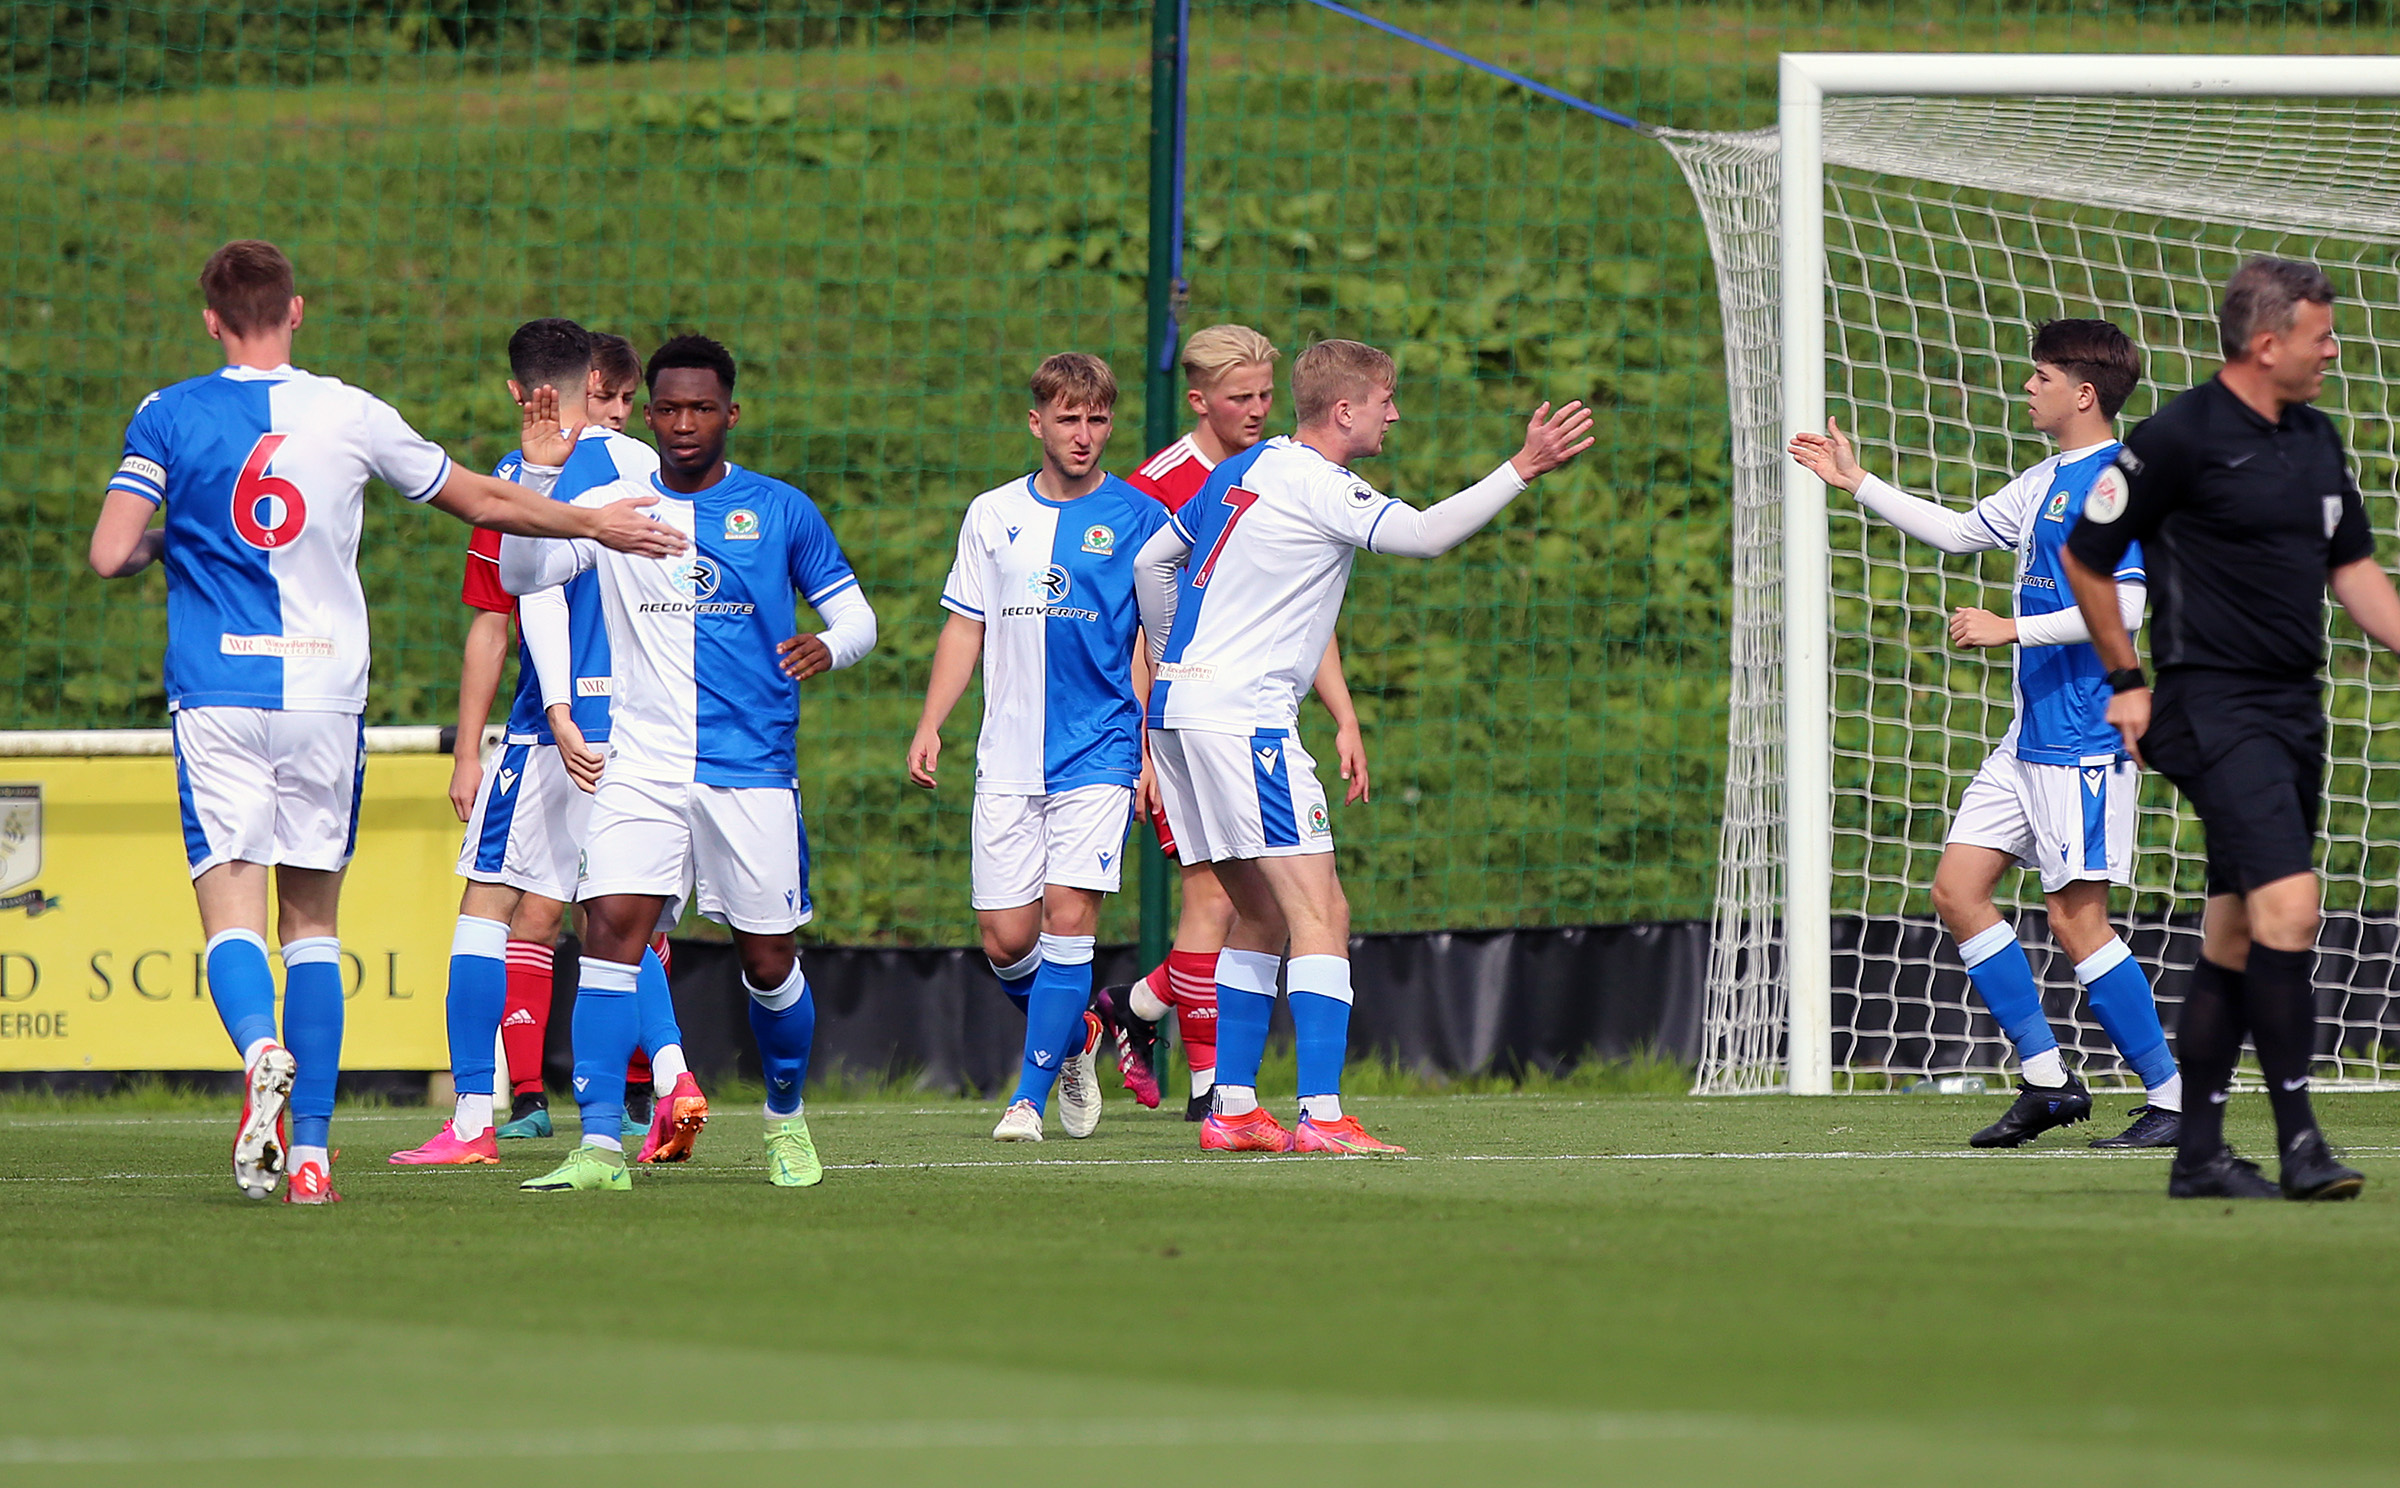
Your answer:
[88,490,165,578]
[1792,416,2005,557]
[1369,401,1595,561]
[430,467,684,558]
[2330,558,2400,654]
[777,587,879,682]
[908,612,985,789]
[1313,638,1370,804]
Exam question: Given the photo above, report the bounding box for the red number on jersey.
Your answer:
[1191,485,1262,590]
[231,433,308,550]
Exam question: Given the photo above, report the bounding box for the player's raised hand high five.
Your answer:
[518,381,583,468]
[1508,400,1597,480]
[1789,416,1866,493]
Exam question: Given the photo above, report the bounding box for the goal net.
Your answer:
[1665,67,2400,1094]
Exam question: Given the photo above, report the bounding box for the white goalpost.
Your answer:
[1665,54,2400,1094]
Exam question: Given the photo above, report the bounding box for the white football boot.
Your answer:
[1057,1011,1104,1139]
[992,1099,1045,1142]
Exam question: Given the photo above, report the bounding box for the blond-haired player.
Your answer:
[1134,340,1590,1152]
[1100,325,1369,1118]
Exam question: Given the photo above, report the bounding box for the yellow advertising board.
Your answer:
[0,753,461,1070]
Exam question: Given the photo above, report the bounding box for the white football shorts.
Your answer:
[1947,748,2137,894]
[171,706,365,879]
[1150,727,1334,864]
[970,784,1135,909]
[579,772,809,934]
[456,739,593,902]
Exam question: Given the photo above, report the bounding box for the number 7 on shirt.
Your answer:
[1191,485,1261,590]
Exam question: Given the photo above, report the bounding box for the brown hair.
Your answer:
[1179,324,1279,392]
[591,332,643,393]
[2219,257,2337,360]
[2030,318,2141,420]
[200,240,297,338]
[1030,352,1118,411]
[1291,339,1395,425]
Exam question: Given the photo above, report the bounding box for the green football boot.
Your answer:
[519,1143,631,1193]
[764,1115,823,1188]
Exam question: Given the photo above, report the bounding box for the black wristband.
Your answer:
[2105,666,2148,694]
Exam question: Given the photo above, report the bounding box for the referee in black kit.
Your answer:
[2063,258,2398,1202]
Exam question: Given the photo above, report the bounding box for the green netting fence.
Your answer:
[3,1,2394,947]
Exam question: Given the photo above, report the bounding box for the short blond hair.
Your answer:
[1291,339,1395,426]
[1030,352,1118,411]
[1179,324,1279,392]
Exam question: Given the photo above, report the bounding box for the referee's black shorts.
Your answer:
[2137,671,2324,897]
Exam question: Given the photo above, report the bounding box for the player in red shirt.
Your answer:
[450,334,669,1142]
[1098,324,1370,1118]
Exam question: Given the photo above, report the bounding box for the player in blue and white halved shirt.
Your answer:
[393,319,700,1172]
[501,334,876,1192]
[87,242,684,1205]
[910,354,1169,1144]
[1790,318,2183,1150]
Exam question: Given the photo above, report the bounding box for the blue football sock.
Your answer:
[569,957,642,1146]
[636,944,684,1060]
[1287,955,1353,1100]
[746,962,816,1118]
[1955,921,2057,1061]
[446,916,509,1098]
[990,945,1039,1017]
[2076,939,2177,1090]
[1213,947,1283,1091]
[280,937,345,1150]
[204,929,279,1057]
[1010,934,1095,1113]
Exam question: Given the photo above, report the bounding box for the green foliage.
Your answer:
[3,2,2396,945]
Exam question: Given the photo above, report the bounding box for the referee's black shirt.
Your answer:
[2066,375,2372,682]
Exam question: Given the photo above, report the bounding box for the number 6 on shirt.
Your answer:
[231,432,309,550]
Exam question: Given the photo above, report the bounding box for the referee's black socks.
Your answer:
[2175,957,2246,1165]
[2242,945,2324,1150]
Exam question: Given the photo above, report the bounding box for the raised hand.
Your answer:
[778,634,832,682]
[588,496,686,557]
[1789,416,1865,493]
[1508,400,1597,481]
[519,382,581,468]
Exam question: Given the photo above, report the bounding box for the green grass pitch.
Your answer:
[3,1086,2397,1485]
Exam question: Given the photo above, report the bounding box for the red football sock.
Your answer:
[1142,959,1173,1006]
[1167,948,1219,1075]
[627,934,674,1092]
[502,940,555,1097]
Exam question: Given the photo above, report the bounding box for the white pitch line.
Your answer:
[9,1146,2394,1184]
[0,1410,1735,1465]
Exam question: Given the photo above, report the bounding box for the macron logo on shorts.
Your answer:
[1255,746,1278,771]
[497,769,519,795]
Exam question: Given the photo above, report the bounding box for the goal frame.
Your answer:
[1776,52,2400,1094]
